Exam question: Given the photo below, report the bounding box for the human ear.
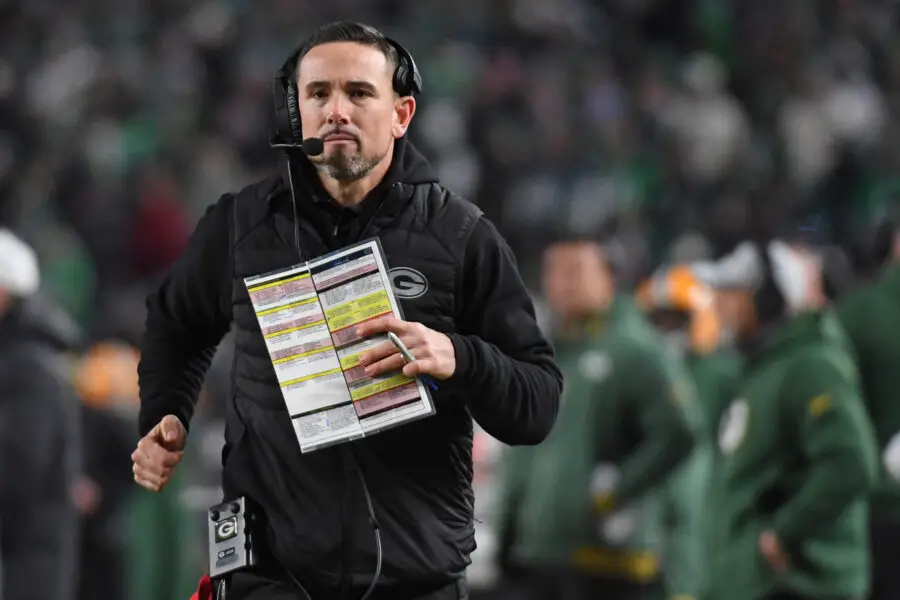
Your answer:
[392,96,416,138]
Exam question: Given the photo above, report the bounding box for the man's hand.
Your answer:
[355,316,456,380]
[758,530,789,573]
[131,414,187,492]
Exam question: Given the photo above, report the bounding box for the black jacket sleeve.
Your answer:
[448,216,562,445]
[138,195,233,437]
[0,351,80,600]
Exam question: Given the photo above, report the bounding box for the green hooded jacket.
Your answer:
[659,346,742,600]
[836,264,900,522]
[496,296,696,584]
[709,310,878,600]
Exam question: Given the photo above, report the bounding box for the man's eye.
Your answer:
[311,91,327,99]
[350,90,371,99]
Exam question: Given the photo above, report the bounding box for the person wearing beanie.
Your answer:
[698,239,877,600]
[0,228,82,600]
[636,267,743,600]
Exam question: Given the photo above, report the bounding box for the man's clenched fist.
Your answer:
[132,414,187,492]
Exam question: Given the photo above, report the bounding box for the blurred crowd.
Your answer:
[1,0,900,599]
[3,0,900,320]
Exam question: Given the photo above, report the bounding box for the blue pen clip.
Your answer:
[387,332,439,392]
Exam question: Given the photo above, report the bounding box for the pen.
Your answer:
[387,332,439,391]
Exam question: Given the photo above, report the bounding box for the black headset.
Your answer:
[754,236,851,319]
[271,33,423,149]
[754,240,787,324]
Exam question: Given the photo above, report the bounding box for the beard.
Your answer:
[314,144,386,182]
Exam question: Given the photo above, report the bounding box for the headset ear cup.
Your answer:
[286,82,302,140]
[753,242,786,323]
[385,37,421,97]
[393,66,405,96]
[395,62,410,96]
[272,76,292,144]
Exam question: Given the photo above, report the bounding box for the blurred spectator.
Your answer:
[661,52,751,186]
[1,0,897,316]
[834,219,900,600]
[0,229,82,600]
[72,342,141,600]
[495,234,694,600]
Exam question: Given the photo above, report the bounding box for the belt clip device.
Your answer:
[207,497,257,580]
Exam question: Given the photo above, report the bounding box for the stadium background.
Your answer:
[0,0,897,598]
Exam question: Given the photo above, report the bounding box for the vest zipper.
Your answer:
[338,182,401,598]
[355,182,401,243]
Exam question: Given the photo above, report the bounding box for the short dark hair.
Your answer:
[543,225,626,276]
[543,230,604,250]
[294,21,399,77]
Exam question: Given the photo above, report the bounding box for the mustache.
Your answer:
[321,128,359,141]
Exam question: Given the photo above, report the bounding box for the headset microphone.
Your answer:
[300,137,324,156]
[269,137,325,156]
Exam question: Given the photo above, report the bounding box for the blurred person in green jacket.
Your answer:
[636,268,744,600]
[700,239,877,600]
[494,233,696,600]
[637,267,747,443]
[834,217,900,600]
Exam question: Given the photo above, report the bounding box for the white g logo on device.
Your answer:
[215,517,238,542]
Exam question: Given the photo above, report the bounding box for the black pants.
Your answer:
[516,568,662,600]
[870,517,900,600]
[228,567,468,600]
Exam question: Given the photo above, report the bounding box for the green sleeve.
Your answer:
[493,447,534,562]
[661,442,713,600]
[771,350,879,545]
[835,294,879,410]
[835,296,868,368]
[613,344,696,507]
[690,352,743,443]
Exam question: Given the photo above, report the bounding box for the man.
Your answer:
[636,267,747,448]
[703,240,877,600]
[494,235,695,600]
[636,268,743,600]
[834,218,900,600]
[0,228,81,600]
[133,21,562,600]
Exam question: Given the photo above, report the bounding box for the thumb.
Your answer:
[158,415,184,444]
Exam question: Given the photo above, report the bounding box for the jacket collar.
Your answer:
[267,136,437,216]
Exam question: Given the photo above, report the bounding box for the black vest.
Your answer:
[220,175,484,591]
[228,178,482,415]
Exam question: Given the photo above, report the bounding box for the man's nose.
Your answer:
[325,94,350,125]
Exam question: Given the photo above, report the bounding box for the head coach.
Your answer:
[131,21,562,600]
